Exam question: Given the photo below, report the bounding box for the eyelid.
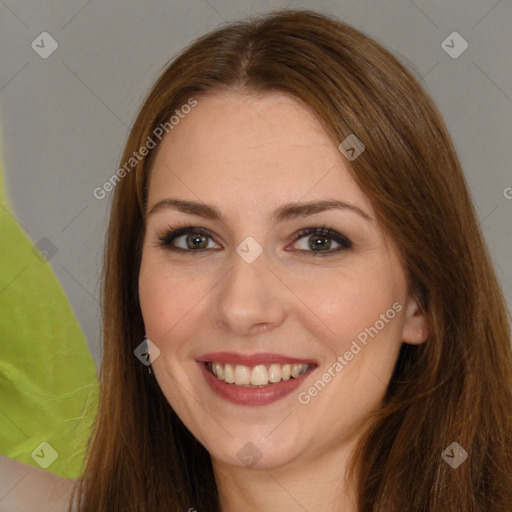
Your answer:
[154,224,220,249]
[154,222,353,255]
[289,226,352,246]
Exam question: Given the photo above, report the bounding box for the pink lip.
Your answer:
[196,351,317,366]
[197,361,316,406]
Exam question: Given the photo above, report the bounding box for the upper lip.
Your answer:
[196,351,318,366]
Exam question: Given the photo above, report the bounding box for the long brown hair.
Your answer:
[70,9,512,511]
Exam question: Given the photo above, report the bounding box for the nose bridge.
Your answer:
[213,243,286,334]
[224,244,272,305]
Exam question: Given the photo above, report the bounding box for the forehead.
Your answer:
[147,91,373,216]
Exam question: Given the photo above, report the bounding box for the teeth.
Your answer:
[207,362,310,386]
[214,362,223,380]
[268,364,282,383]
[234,365,251,385]
[291,364,303,378]
[251,365,268,385]
[224,363,235,383]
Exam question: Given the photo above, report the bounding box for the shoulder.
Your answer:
[0,455,76,512]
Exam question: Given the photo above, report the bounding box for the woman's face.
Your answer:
[138,91,427,472]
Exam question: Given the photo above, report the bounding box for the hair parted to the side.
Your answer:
[69,9,512,512]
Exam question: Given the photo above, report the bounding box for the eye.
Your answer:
[289,226,352,257]
[155,224,220,254]
[154,223,353,257]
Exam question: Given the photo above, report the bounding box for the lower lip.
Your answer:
[197,362,316,406]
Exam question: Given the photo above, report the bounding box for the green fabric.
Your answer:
[0,152,99,479]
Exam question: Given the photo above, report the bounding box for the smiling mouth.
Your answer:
[205,361,316,387]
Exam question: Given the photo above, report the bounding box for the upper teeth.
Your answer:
[208,362,310,387]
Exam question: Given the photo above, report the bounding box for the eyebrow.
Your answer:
[146,198,373,224]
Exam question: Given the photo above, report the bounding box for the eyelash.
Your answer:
[154,222,353,258]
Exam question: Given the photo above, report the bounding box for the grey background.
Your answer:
[1,0,511,367]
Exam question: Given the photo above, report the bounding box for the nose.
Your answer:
[212,247,287,337]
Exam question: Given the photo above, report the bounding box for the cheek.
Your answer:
[292,264,403,353]
[138,256,204,342]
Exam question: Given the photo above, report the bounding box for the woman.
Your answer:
[70,8,512,511]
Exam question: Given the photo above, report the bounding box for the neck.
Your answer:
[212,435,360,512]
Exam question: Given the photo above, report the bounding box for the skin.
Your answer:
[138,91,428,512]
[0,455,75,511]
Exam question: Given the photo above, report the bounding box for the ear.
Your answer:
[401,293,429,345]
